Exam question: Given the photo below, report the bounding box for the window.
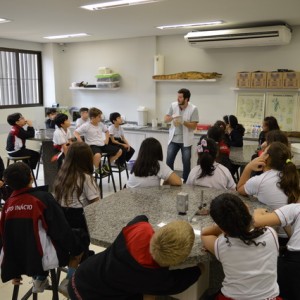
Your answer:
[0,48,43,107]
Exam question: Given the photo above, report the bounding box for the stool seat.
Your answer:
[6,156,38,187]
[7,155,31,160]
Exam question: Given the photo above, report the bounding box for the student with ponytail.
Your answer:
[186,138,236,190]
[237,142,300,209]
[201,193,280,300]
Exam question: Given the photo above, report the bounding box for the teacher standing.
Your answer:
[164,88,199,183]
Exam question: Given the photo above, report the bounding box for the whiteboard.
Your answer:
[265,92,299,131]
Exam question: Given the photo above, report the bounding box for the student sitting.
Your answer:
[75,107,89,129]
[223,115,245,147]
[53,142,100,296]
[6,113,40,170]
[68,215,203,300]
[109,112,135,166]
[237,142,300,245]
[201,193,281,300]
[74,107,122,174]
[186,138,236,190]
[127,137,182,188]
[45,108,57,129]
[0,162,84,294]
[258,116,280,147]
[206,125,233,173]
[237,142,300,210]
[52,113,72,168]
[254,204,300,300]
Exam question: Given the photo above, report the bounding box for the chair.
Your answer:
[94,153,117,199]
[12,268,59,300]
[35,144,43,180]
[7,156,37,187]
[110,162,129,191]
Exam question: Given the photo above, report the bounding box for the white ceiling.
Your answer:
[1,0,300,44]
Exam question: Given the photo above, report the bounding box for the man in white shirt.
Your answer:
[164,88,199,183]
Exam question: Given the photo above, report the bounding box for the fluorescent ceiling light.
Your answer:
[157,21,224,30]
[81,0,159,11]
[0,18,11,24]
[43,33,90,40]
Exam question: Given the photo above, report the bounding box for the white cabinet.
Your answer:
[123,131,147,160]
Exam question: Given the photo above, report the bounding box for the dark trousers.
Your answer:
[9,148,40,169]
[110,138,135,165]
[61,207,91,261]
[278,250,300,299]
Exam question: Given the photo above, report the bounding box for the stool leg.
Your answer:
[118,165,122,191]
[12,285,19,300]
[107,159,116,193]
[50,269,59,300]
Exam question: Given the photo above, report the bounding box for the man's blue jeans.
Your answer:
[166,142,192,182]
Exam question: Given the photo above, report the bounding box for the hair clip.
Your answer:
[286,159,292,164]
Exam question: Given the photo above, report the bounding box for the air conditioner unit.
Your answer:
[184,25,292,48]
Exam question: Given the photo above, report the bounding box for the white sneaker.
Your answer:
[58,278,69,298]
[32,278,49,293]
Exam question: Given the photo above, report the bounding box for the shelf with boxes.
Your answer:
[236,70,300,89]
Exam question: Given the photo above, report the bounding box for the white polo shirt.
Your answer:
[75,122,108,146]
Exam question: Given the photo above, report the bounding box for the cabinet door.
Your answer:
[123,131,147,160]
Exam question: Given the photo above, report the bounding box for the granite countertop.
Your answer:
[84,185,268,265]
[230,144,300,167]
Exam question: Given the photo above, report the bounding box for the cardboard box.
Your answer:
[236,72,251,88]
[282,72,300,88]
[267,72,283,88]
[251,72,267,88]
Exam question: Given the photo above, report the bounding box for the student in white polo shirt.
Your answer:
[254,204,300,300]
[202,193,280,300]
[186,137,236,190]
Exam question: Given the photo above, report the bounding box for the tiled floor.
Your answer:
[0,163,126,299]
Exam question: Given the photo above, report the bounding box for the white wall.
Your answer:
[1,27,300,159]
[49,26,300,126]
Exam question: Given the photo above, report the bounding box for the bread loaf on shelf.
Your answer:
[152,71,222,80]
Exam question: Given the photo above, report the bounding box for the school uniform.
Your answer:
[68,215,201,300]
[186,163,236,190]
[215,227,279,300]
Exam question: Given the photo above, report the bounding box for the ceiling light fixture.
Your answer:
[0,18,11,24]
[43,33,90,40]
[157,21,224,30]
[81,0,160,11]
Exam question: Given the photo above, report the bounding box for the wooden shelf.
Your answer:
[69,87,120,91]
[153,79,218,82]
[231,87,300,92]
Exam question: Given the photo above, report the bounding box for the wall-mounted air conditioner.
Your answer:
[184,25,292,48]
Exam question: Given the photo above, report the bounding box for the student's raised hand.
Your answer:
[26,119,33,127]
[247,153,268,171]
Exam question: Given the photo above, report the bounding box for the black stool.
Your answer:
[110,163,129,191]
[7,156,37,187]
[94,153,116,199]
[12,269,59,300]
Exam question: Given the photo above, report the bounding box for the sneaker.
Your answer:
[32,278,49,293]
[102,164,111,174]
[58,278,69,298]
[95,166,109,175]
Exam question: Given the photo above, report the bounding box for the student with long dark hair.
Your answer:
[201,193,280,300]
[254,204,300,300]
[238,142,300,208]
[223,115,245,147]
[53,142,100,296]
[186,138,235,190]
[127,137,182,188]
[259,116,280,146]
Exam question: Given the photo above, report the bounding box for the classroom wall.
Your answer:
[1,27,300,157]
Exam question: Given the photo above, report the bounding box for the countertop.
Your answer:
[84,185,268,265]
[121,124,300,143]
